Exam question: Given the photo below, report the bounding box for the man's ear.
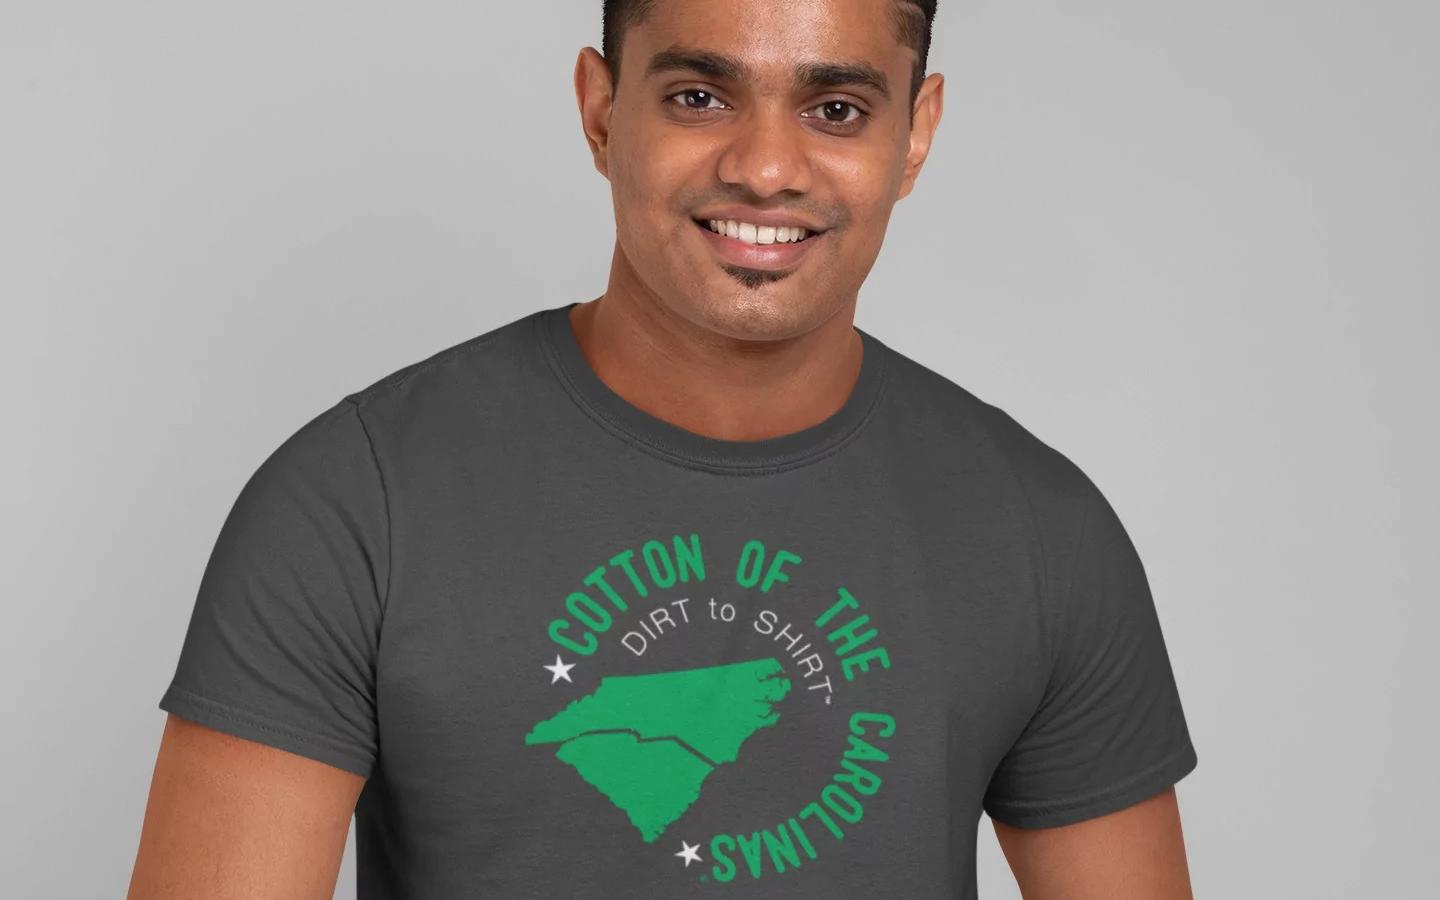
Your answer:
[898,72,944,200]
[574,47,616,180]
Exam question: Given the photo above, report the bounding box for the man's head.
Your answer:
[576,0,944,343]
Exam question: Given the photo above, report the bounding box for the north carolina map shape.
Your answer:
[524,657,792,842]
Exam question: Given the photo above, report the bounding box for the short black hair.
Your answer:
[601,0,939,111]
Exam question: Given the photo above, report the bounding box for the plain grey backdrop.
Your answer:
[4,1,1436,896]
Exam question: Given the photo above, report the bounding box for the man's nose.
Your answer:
[715,107,815,198]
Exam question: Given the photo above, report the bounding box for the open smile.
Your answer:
[691,217,828,271]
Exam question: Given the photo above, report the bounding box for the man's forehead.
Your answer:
[627,0,911,88]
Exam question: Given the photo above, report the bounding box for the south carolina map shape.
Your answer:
[524,657,792,842]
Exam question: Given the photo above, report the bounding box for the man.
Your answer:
[129,0,1198,897]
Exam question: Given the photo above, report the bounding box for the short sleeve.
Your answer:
[158,398,389,778]
[983,479,1197,828]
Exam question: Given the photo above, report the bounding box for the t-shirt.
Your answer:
[159,301,1197,898]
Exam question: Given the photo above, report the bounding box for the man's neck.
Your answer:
[566,283,864,444]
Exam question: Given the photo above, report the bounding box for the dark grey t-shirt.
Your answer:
[159,302,1196,898]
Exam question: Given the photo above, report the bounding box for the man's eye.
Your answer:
[802,100,866,125]
[667,89,727,111]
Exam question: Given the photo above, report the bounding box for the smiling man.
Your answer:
[129,1,1198,898]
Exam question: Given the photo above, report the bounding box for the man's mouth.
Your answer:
[689,215,829,272]
[691,217,822,246]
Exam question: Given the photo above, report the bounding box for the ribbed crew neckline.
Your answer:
[535,302,890,474]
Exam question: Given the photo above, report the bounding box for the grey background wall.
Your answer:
[4,1,1435,896]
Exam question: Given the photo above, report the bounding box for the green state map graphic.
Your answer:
[524,658,791,842]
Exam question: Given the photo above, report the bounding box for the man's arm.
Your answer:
[127,713,365,900]
[992,787,1194,899]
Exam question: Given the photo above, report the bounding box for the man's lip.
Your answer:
[692,208,829,232]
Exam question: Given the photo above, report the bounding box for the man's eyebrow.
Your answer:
[645,47,750,83]
[644,45,892,102]
[794,60,891,102]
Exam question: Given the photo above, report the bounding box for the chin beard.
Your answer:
[720,264,795,289]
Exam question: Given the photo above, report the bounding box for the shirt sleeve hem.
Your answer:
[158,684,375,779]
[983,739,1197,829]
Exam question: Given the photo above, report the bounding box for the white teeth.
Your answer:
[704,218,812,244]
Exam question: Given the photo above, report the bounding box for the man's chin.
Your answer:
[670,294,824,344]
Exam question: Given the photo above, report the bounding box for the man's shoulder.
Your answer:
[339,305,549,414]
[880,338,1097,514]
[240,307,550,486]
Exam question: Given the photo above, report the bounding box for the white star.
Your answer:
[544,654,575,684]
[675,840,703,867]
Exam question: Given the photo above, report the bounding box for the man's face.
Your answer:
[583,0,941,341]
